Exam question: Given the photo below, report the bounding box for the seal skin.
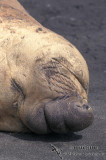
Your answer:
[0,0,94,134]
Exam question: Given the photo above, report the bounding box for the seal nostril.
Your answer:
[82,104,89,110]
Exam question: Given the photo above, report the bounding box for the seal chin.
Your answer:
[24,96,94,134]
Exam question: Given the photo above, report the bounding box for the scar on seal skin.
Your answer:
[0,0,94,134]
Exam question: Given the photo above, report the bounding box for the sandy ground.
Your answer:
[0,0,106,159]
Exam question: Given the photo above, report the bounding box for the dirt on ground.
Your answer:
[0,0,106,160]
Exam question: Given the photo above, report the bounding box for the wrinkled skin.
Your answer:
[0,0,94,134]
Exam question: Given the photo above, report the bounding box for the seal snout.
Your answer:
[44,97,94,133]
[22,96,94,134]
[77,104,91,110]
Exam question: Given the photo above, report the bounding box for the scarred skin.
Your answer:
[0,0,94,134]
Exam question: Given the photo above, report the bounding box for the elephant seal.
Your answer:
[0,0,94,134]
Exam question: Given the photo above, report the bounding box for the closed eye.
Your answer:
[11,78,26,100]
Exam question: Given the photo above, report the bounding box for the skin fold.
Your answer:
[0,0,94,134]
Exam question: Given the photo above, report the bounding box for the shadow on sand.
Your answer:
[5,131,82,142]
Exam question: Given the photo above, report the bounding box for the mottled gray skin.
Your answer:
[0,0,93,134]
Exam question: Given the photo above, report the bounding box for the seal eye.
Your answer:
[11,78,25,100]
